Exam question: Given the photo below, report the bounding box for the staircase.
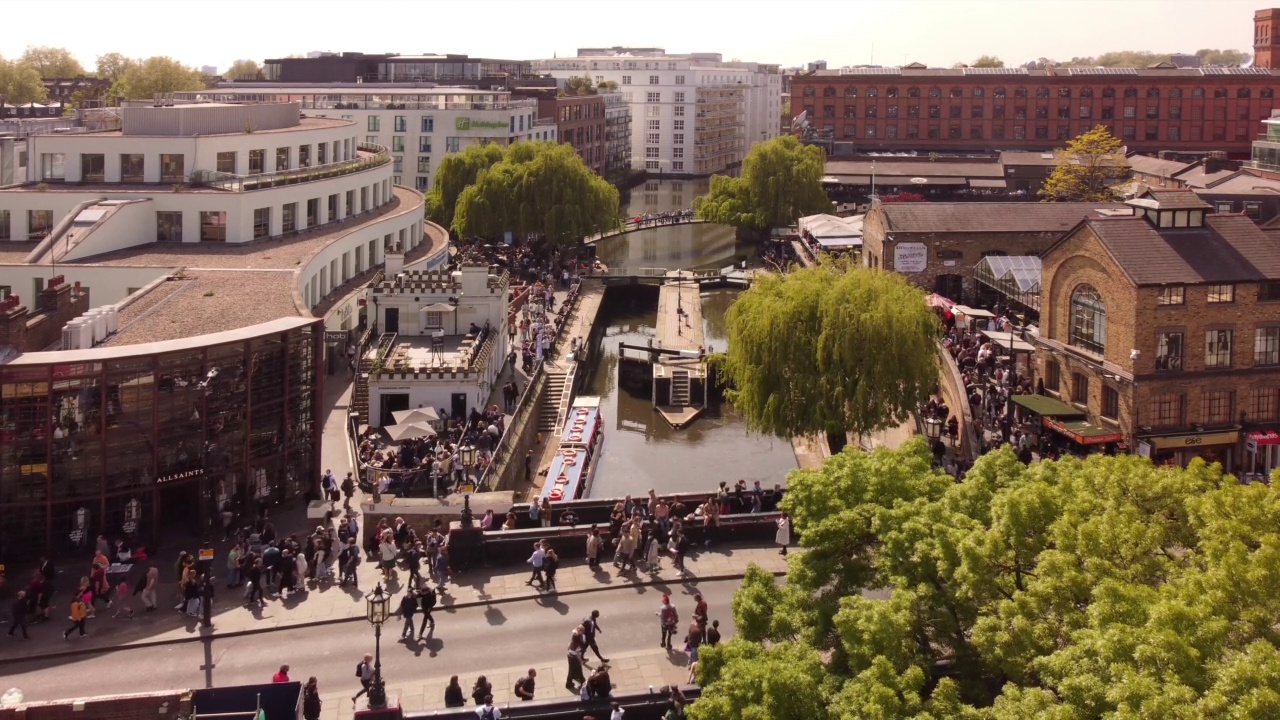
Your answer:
[670,370,691,406]
[352,357,373,424]
[540,372,567,431]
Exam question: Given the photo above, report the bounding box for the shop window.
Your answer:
[1102,385,1119,420]
[1205,329,1234,368]
[1156,332,1183,371]
[1071,372,1089,404]
[1069,284,1106,354]
[1202,390,1234,425]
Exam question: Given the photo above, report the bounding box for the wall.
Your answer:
[59,199,155,262]
[0,692,189,720]
[0,264,170,307]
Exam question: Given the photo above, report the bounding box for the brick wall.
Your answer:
[0,691,189,720]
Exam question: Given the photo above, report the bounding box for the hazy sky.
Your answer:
[0,0,1265,73]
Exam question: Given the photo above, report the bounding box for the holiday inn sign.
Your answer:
[456,117,510,131]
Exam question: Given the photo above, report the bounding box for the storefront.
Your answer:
[1245,429,1280,480]
[1042,416,1124,454]
[1137,430,1240,470]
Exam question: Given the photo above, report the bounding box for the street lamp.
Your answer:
[459,444,478,498]
[364,583,391,709]
[923,416,943,442]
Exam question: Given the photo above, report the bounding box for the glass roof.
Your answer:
[975,255,1042,309]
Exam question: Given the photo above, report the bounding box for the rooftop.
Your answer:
[1083,214,1280,285]
[85,114,349,139]
[875,201,1130,233]
[802,66,1277,79]
[1126,153,1193,178]
[1127,189,1211,210]
[1192,173,1280,196]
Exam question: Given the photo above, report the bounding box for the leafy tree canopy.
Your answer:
[110,56,205,100]
[692,135,830,237]
[95,52,135,83]
[448,141,620,246]
[1022,48,1250,69]
[971,55,1005,68]
[1040,124,1127,202]
[0,56,48,105]
[224,59,263,81]
[19,46,85,78]
[425,142,508,230]
[562,74,598,96]
[695,443,1280,719]
[719,262,939,439]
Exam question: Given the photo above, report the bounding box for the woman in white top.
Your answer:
[776,513,792,556]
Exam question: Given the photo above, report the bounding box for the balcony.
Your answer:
[194,143,390,192]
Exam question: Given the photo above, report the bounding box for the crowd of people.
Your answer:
[624,209,696,229]
[356,403,507,498]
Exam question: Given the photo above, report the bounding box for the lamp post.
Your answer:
[923,416,944,467]
[364,583,391,709]
[459,443,478,496]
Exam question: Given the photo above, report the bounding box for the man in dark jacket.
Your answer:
[398,590,417,640]
[8,590,29,639]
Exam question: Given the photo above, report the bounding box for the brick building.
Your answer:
[516,90,608,177]
[862,200,1128,301]
[1035,189,1280,473]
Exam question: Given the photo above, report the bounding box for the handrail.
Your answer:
[553,363,578,434]
[192,143,389,192]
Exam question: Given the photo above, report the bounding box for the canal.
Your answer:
[582,180,798,498]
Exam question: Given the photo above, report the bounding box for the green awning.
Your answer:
[1059,421,1116,437]
[1012,394,1086,418]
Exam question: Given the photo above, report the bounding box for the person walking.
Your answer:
[8,590,29,639]
[566,625,588,691]
[582,609,608,663]
[671,529,688,577]
[433,547,450,594]
[706,619,722,646]
[302,677,323,720]
[543,545,559,593]
[513,668,536,701]
[341,473,356,510]
[62,595,90,639]
[692,594,709,629]
[340,537,361,587]
[352,653,374,708]
[398,589,418,640]
[475,695,502,720]
[585,526,602,569]
[141,563,159,611]
[245,559,265,607]
[526,541,545,588]
[776,512,792,556]
[657,595,679,649]
[417,585,437,638]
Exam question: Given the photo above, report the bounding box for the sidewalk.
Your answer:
[0,540,789,664]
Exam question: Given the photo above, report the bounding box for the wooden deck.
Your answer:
[655,271,706,354]
[656,405,704,429]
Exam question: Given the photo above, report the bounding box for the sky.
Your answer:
[0,0,1266,73]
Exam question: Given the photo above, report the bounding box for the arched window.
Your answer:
[1069,284,1106,355]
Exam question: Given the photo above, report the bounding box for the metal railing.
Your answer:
[192,143,389,192]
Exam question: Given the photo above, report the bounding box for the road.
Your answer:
[3,579,741,704]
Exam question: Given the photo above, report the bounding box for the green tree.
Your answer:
[110,56,204,100]
[1039,124,1127,202]
[224,59,263,81]
[424,142,506,230]
[1196,48,1252,66]
[19,46,85,77]
[95,52,136,83]
[718,264,939,440]
[692,135,829,238]
[450,141,620,246]
[971,55,1005,68]
[0,56,48,105]
[562,74,596,96]
[700,443,1280,717]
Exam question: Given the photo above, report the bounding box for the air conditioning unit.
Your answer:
[102,306,119,334]
[62,318,88,350]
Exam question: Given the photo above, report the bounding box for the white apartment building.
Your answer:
[535,48,782,176]
[171,86,555,194]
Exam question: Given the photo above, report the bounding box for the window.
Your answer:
[972,106,984,119]
[887,106,898,118]
[1256,327,1280,366]
[1014,87,1027,98]
[1080,88,1093,98]
[1252,388,1280,421]
[156,212,182,243]
[673,105,684,117]
[649,75,659,85]
[367,116,380,131]
[993,86,1006,98]
[393,156,403,173]
[1102,107,1114,119]
[160,154,184,182]
[1202,390,1234,425]
[865,126,877,138]
[1036,126,1049,139]
[0,210,8,241]
[298,145,311,168]
[1214,87,1228,99]
[1157,286,1184,305]
[1260,280,1280,302]
[972,87,984,98]
[951,106,962,118]
[845,86,859,97]
[1207,284,1235,303]
[393,116,406,132]
[970,126,983,140]
[1146,106,1158,120]
[245,149,263,175]
[199,211,226,242]
[672,161,684,171]
[1170,88,1182,99]
[866,106,877,118]
[645,147,659,159]
[121,153,144,182]
[39,153,64,180]
[1150,394,1183,427]
[1079,106,1092,118]
[675,75,685,85]
[929,87,941,98]
[843,124,857,137]
[391,136,404,152]
[1036,106,1048,119]
[306,198,319,227]
[950,87,963,98]
[646,133,660,144]
[1245,201,1262,219]
[445,137,461,153]
[1205,329,1234,368]
[282,203,297,233]
[275,147,290,172]
[80,153,105,181]
[673,120,684,130]
[1123,106,1136,119]
[1169,106,1182,120]
[1168,127,1181,142]
[1044,359,1061,391]
[253,207,270,239]
[929,106,941,118]
[646,92,660,103]
[1036,87,1049,98]
[414,156,430,174]
[1069,284,1106,354]
[672,147,683,159]
[673,133,683,144]
[1102,385,1119,420]
[886,87,899,98]
[415,176,430,191]
[1156,332,1184,371]
[1071,372,1089,404]
[866,87,878,98]
[673,92,684,103]
[622,76,632,85]
[1058,107,1070,119]
[908,105,919,118]
[421,116,434,132]
[645,160,660,170]
[1102,87,1116,98]
[1145,126,1158,141]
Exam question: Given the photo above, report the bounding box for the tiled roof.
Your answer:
[877,202,1129,233]
[1126,154,1192,178]
[1086,215,1280,285]
[826,159,1004,179]
[1135,189,1212,210]
[1200,174,1280,196]
[1171,165,1240,189]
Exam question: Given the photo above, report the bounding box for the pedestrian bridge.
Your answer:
[588,266,762,287]
[583,215,709,244]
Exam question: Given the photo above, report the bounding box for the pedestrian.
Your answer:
[526,541,545,587]
[379,533,398,580]
[684,619,704,662]
[543,545,559,593]
[692,594,708,628]
[566,625,588,691]
[63,595,89,639]
[671,529,688,577]
[513,668,536,701]
[341,473,356,510]
[352,653,374,708]
[582,609,609,663]
[644,532,661,573]
[340,537,361,587]
[586,526,602,569]
[111,578,135,619]
[444,675,466,708]
[476,695,502,720]
[398,589,418,640]
[706,619,722,646]
[8,590,29,639]
[199,575,214,628]
[523,450,533,483]
[433,547,450,593]
[245,558,265,607]
[776,512,792,556]
[657,595,678,649]
[417,585,437,638]
[471,676,492,706]
[273,664,290,683]
[302,677,322,720]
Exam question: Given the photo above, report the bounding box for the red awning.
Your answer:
[1043,417,1124,446]
[1249,430,1280,446]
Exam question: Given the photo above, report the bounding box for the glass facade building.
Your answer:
[0,318,323,562]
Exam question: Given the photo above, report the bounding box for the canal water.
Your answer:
[582,180,798,498]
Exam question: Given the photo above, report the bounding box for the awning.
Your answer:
[826,175,871,184]
[420,303,456,313]
[1146,430,1240,450]
[969,178,1009,188]
[878,176,968,186]
[1012,394,1085,418]
[1043,417,1123,445]
[951,305,996,318]
[986,334,1037,353]
[1249,429,1280,446]
[816,237,862,248]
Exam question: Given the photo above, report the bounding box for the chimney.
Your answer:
[0,295,29,350]
[39,274,72,313]
[384,245,404,277]
[1157,150,1175,160]
[1203,151,1238,175]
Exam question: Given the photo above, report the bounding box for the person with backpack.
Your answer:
[302,677,322,720]
[63,596,90,639]
[340,537,361,587]
[352,653,374,708]
[341,473,356,510]
[397,589,418,640]
[417,585,437,639]
[321,470,338,510]
[475,695,502,719]
[657,595,679,649]
[513,668,536,701]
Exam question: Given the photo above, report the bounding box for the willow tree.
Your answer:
[693,135,830,239]
[451,141,620,246]
[424,143,505,230]
[720,262,939,440]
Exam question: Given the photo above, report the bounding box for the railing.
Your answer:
[553,363,578,434]
[1244,160,1280,172]
[193,143,389,192]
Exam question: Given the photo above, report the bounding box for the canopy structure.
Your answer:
[975,255,1042,311]
[384,421,437,442]
[798,213,864,250]
[1043,417,1123,445]
[1012,394,1085,418]
[986,334,1037,353]
[391,407,442,428]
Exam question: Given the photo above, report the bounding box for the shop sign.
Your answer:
[455,117,510,131]
[198,548,214,562]
[325,331,348,343]
[1042,417,1123,445]
[1248,429,1280,446]
[157,469,204,485]
[1148,431,1240,450]
[893,243,928,273]
[1137,441,1152,458]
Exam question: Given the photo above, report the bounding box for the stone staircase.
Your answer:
[540,371,567,431]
